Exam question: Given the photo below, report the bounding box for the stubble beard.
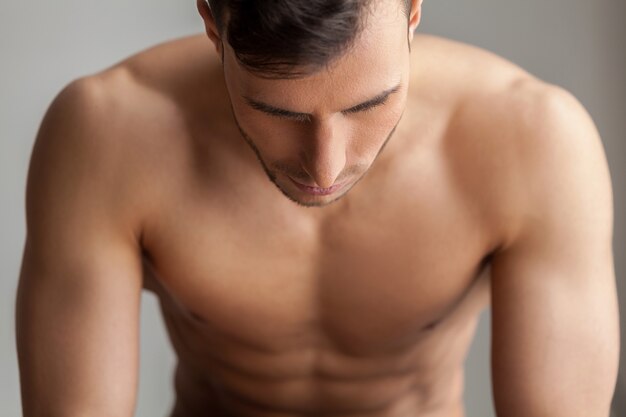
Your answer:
[230,107,402,208]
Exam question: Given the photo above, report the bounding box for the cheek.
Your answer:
[349,105,404,153]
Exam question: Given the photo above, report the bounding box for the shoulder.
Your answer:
[410,33,535,93]
[497,79,611,250]
[414,34,609,251]
[412,33,597,146]
[32,73,138,182]
[29,71,162,246]
[455,73,609,253]
[103,33,219,112]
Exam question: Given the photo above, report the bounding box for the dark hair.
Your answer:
[207,0,412,79]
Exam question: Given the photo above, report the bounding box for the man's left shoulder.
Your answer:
[453,73,610,252]
[502,76,598,139]
[492,76,611,250]
[500,77,608,190]
[479,72,605,177]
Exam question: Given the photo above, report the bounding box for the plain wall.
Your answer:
[1,1,623,417]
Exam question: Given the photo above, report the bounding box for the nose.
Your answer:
[301,117,347,189]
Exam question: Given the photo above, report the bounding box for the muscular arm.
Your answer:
[490,84,619,417]
[16,77,144,417]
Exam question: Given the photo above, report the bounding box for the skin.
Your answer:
[216,1,414,209]
[15,0,619,416]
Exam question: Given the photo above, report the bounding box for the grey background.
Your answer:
[1,1,623,416]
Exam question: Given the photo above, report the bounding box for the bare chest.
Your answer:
[140,159,495,357]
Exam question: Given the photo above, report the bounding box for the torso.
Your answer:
[97,32,541,416]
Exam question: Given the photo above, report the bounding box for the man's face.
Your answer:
[221,1,413,208]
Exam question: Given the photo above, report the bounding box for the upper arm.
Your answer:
[489,84,620,417]
[16,77,145,417]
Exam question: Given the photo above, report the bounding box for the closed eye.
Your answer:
[342,95,390,115]
[243,82,400,123]
[245,101,312,123]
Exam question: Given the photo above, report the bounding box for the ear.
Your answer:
[407,0,423,43]
[196,0,223,59]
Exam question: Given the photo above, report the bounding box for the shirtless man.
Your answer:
[15,0,619,416]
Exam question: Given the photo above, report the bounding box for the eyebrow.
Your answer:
[242,82,402,121]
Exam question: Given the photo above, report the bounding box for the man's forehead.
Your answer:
[244,74,400,103]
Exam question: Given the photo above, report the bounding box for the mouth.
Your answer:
[288,177,347,196]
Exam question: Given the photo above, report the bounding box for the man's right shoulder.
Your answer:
[34,74,135,181]
[43,70,145,142]
[29,73,152,246]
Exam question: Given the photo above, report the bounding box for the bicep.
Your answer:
[489,85,620,417]
[16,78,144,417]
[490,234,619,417]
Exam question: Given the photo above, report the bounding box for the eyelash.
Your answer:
[344,97,388,115]
[278,96,389,123]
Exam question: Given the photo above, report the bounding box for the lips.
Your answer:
[289,177,346,196]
